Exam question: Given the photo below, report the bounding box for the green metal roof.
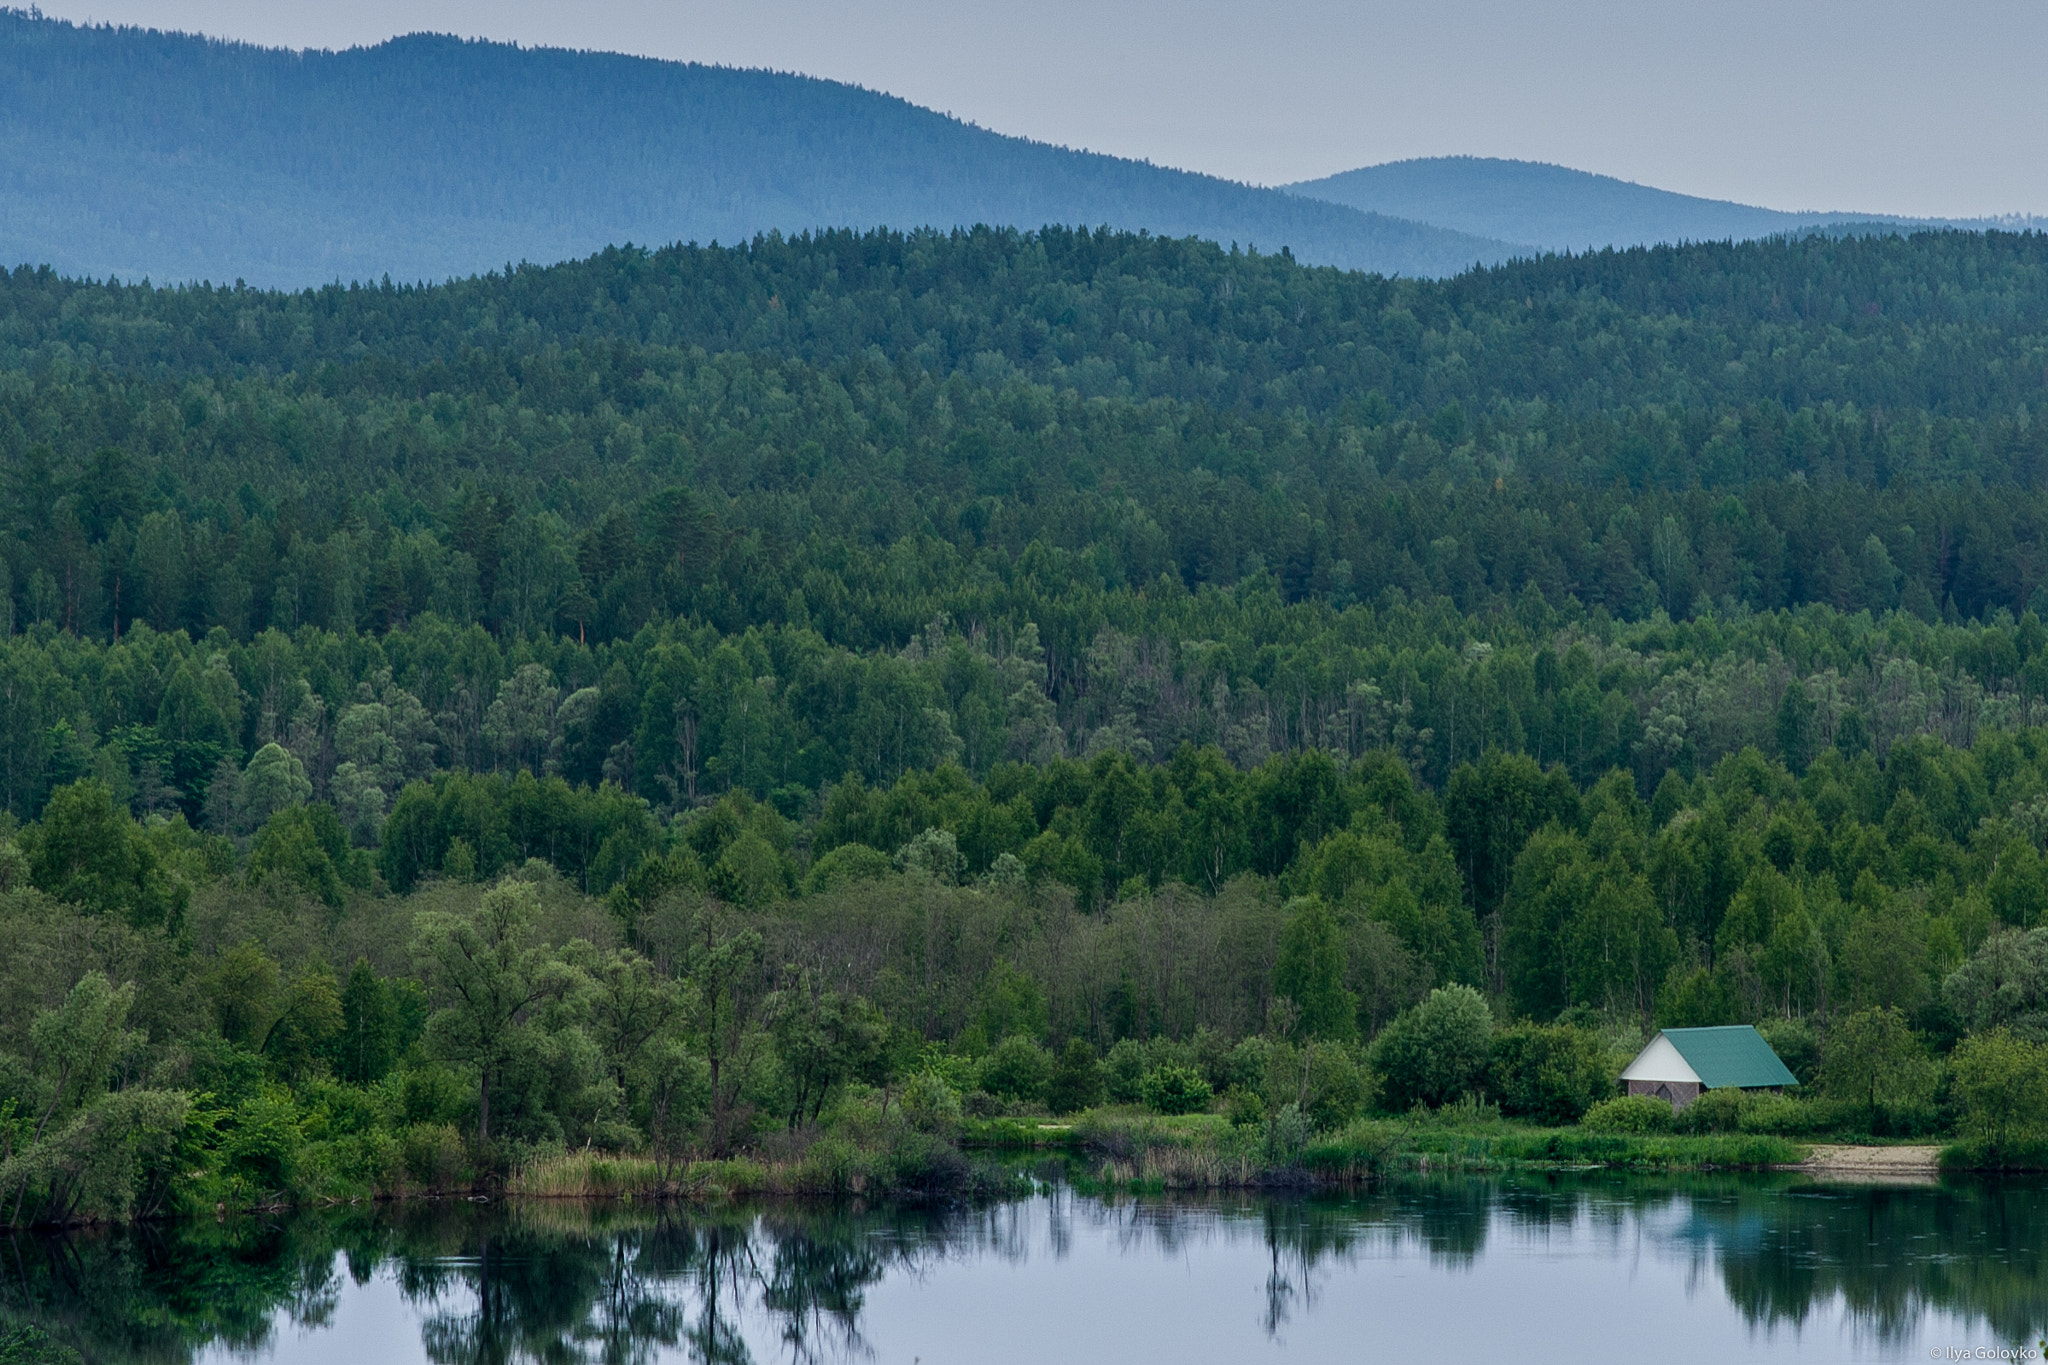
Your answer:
[1660,1026,1799,1089]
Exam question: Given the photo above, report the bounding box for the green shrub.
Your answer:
[297,1077,386,1142]
[899,1072,962,1133]
[1190,1027,1234,1092]
[978,1036,1053,1104]
[1487,1024,1614,1125]
[1581,1095,1675,1134]
[1223,1036,1274,1094]
[791,1135,863,1194]
[1225,1086,1266,1127]
[1301,1046,1369,1129]
[1735,1094,1852,1136]
[1938,1136,2048,1171]
[1672,1087,1747,1134]
[1263,1102,1313,1167]
[319,1129,403,1196]
[400,1122,466,1189]
[1819,1007,1938,1128]
[1103,1039,1148,1104]
[1140,1066,1212,1115]
[1045,1039,1105,1115]
[0,1324,82,1365]
[1948,1028,2048,1145]
[1757,1017,1822,1087]
[1373,985,1493,1110]
[883,1130,978,1197]
[223,1091,305,1193]
[394,1063,471,1128]
[1432,1093,1503,1126]
[959,1089,1015,1118]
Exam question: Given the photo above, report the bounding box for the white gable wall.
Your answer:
[1620,1034,1702,1086]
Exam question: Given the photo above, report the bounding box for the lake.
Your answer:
[3,1172,2043,1364]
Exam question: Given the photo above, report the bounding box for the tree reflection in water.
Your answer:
[0,1176,2041,1362]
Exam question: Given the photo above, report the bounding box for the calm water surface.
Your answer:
[5,1173,2044,1363]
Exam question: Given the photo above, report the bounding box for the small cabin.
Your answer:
[1620,1025,1798,1110]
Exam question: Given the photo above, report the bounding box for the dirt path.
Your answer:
[1798,1144,1943,1178]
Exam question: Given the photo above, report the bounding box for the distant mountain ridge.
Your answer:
[0,14,1515,287]
[3,15,2031,290]
[1285,156,2032,254]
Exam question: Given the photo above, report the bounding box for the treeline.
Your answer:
[10,599,2048,830]
[3,716,2047,1226]
[20,709,2048,1040]
[14,226,2048,420]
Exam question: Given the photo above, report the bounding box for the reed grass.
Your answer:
[507,1151,672,1198]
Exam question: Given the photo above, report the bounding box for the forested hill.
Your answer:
[12,193,2048,1235]
[0,14,1511,287]
[13,224,2048,422]
[4,181,2048,1195]
[1288,157,1938,254]
[7,224,2048,833]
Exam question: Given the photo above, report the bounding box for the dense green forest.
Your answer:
[3,226,2048,1228]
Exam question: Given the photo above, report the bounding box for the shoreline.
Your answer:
[964,1114,1814,1183]
[6,1127,2033,1234]
[1788,1144,1945,1184]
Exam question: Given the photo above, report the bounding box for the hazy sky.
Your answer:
[36,0,2048,217]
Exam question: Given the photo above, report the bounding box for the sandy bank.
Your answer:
[1795,1144,1943,1182]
